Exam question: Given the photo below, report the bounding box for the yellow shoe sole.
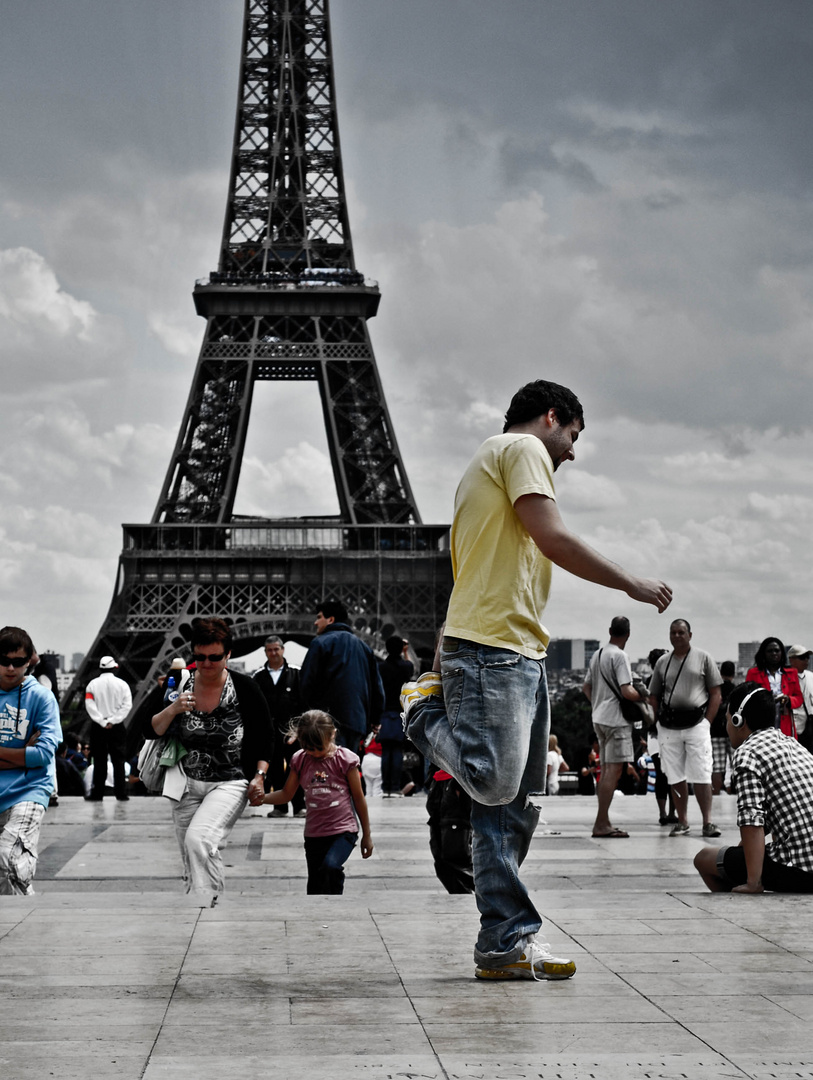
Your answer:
[475,959,576,981]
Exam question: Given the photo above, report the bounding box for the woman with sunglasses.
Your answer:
[140,617,272,905]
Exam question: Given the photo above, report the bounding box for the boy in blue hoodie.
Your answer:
[0,626,61,894]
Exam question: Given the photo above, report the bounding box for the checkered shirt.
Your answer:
[733,728,813,873]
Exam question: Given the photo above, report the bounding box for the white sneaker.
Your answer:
[399,671,442,722]
[475,939,576,981]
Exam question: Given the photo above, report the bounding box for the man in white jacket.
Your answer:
[85,656,132,801]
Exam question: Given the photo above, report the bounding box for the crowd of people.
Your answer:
[575,620,813,847]
[133,605,431,905]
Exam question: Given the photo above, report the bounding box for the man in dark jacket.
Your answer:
[253,637,304,817]
[299,602,385,753]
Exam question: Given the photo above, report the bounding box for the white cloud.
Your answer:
[566,100,701,139]
[3,1,813,667]
[555,470,626,512]
[236,442,339,519]
[0,247,125,392]
[746,492,813,524]
[0,247,95,331]
[651,451,767,485]
[7,155,224,367]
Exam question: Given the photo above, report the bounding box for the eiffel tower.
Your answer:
[63,0,452,725]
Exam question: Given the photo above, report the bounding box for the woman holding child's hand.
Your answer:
[139,617,272,904]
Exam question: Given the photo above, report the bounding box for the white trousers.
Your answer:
[172,778,248,904]
[362,753,383,798]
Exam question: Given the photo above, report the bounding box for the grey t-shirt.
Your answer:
[650,648,721,712]
[585,643,633,730]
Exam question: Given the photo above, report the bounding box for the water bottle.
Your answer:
[164,675,179,706]
[163,657,188,706]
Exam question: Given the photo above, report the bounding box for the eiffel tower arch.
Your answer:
[63,0,452,725]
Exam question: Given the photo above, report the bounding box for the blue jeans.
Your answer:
[304,831,358,894]
[405,637,549,965]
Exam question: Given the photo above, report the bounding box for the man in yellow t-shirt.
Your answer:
[403,379,672,982]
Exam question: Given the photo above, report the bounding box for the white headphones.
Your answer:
[730,688,765,729]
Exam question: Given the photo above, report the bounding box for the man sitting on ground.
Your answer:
[694,682,813,893]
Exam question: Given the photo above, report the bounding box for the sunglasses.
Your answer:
[0,655,29,669]
[192,652,227,664]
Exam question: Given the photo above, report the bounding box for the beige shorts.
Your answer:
[594,723,634,766]
[657,722,712,785]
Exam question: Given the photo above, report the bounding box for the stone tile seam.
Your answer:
[547,908,772,1073]
[138,906,203,1080]
[0,903,37,944]
[583,951,763,1079]
[665,888,813,952]
[369,910,451,1080]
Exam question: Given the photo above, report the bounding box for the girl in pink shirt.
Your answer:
[261,710,373,893]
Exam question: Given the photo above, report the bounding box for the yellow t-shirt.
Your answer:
[444,433,556,659]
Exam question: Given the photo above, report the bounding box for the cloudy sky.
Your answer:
[2,0,812,666]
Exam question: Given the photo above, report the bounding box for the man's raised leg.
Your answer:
[406,642,575,980]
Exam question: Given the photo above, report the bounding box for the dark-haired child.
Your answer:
[694,682,813,893]
[258,710,373,893]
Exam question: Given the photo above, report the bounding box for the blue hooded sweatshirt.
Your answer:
[0,676,61,813]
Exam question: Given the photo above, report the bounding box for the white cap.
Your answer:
[788,644,812,659]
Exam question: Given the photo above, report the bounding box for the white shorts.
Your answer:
[657,722,712,785]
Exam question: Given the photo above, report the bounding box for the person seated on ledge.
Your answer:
[694,682,813,893]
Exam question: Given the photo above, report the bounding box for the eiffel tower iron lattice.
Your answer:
[63,0,452,728]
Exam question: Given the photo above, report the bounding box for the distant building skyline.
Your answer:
[546,638,601,673]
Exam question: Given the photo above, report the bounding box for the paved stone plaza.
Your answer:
[2,791,812,1079]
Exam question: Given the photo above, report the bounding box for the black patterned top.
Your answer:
[177,672,245,782]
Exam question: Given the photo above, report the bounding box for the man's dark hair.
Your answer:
[385,635,406,658]
[648,648,666,668]
[318,601,348,625]
[0,626,34,660]
[753,637,787,672]
[728,681,775,731]
[64,731,82,750]
[609,616,630,638]
[503,380,584,433]
[720,660,735,678]
[190,617,233,652]
[670,618,691,634]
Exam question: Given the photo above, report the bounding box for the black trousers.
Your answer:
[90,723,127,798]
[380,739,404,794]
[720,845,813,892]
[426,777,474,894]
[266,733,305,813]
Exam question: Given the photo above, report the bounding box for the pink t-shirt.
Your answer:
[291,746,360,838]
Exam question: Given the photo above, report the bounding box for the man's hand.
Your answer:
[732,881,764,894]
[625,578,673,613]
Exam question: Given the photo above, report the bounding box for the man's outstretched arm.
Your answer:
[514,494,672,613]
